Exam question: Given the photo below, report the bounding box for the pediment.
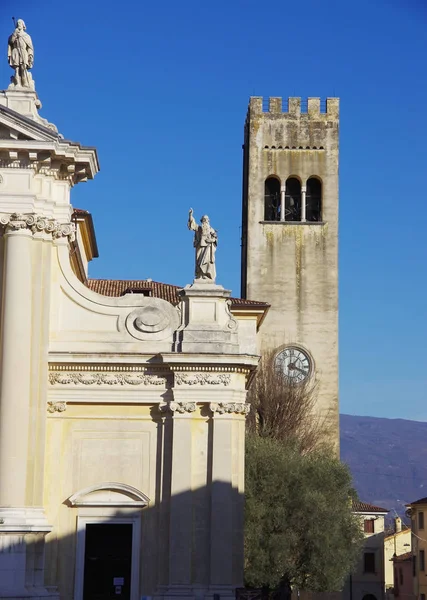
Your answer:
[0,104,59,142]
[0,103,99,182]
[68,483,150,507]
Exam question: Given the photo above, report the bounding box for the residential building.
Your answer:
[406,497,427,600]
[342,500,389,600]
[384,517,412,595]
[391,552,414,600]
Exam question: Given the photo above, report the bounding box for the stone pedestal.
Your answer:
[174,281,239,354]
[0,89,57,132]
[0,508,57,599]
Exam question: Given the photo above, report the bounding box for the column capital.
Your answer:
[159,401,197,414]
[209,402,250,416]
[0,212,75,242]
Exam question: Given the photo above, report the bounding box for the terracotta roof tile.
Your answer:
[352,500,389,513]
[392,551,412,562]
[407,497,427,506]
[87,279,269,310]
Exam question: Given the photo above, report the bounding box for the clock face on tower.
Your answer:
[275,346,312,383]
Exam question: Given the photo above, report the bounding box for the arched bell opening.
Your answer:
[306,177,322,222]
[285,177,302,222]
[264,176,281,221]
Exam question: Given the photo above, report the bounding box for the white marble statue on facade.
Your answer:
[188,208,217,281]
[8,19,35,89]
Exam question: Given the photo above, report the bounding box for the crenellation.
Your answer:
[307,97,320,115]
[288,97,301,116]
[248,96,339,120]
[268,97,282,114]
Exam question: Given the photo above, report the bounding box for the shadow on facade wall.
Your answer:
[17,402,245,600]
[37,480,244,600]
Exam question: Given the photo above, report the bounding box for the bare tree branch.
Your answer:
[246,351,332,454]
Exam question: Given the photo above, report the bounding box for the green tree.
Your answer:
[245,435,363,598]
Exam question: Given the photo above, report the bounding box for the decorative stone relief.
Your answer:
[209,402,250,415]
[174,372,231,386]
[124,298,180,342]
[159,401,197,414]
[47,401,67,413]
[225,299,238,332]
[48,372,166,386]
[0,213,75,241]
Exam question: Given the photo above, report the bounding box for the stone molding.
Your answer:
[159,401,197,414]
[210,402,250,415]
[47,401,66,413]
[48,371,166,387]
[174,372,231,386]
[0,212,75,241]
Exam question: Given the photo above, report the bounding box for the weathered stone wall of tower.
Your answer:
[242,97,339,443]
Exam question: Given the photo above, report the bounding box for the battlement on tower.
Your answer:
[248,97,339,120]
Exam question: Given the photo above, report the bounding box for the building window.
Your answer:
[306,177,322,221]
[364,552,376,573]
[264,177,281,221]
[413,555,417,576]
[364,519,375,534]
[420,550,425,571]
[285,178,302,222]
[419,511,424,530]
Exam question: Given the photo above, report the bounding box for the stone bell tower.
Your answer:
[241,97,339,443]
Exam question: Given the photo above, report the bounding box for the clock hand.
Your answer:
[288,362,307,375]
[293,365,307,375]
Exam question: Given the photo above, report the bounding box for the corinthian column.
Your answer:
[0,226,33,506]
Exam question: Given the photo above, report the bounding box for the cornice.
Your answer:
[0,139,99,184]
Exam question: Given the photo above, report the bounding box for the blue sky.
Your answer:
[1,0,426,420]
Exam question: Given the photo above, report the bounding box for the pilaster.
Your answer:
[156,359,253,600]
[160,401,196,596]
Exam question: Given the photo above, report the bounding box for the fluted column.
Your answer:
[0,227,33,506]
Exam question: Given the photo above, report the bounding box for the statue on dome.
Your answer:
[8,19,35,90]
[188,209,218,281]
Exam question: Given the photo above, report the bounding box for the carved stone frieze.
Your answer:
[48,372,166,387]
[209,402,250,416]
[159,401,197,414]
[47,401,66,413]
[174,372,231,386]
[0,213,75,241]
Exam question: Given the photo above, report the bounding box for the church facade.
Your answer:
[0,19,339,600]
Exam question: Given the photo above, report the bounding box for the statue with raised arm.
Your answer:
[8,19,35,89]
[188,208,218,281]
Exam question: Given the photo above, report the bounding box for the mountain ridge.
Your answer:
[340,413,427,517]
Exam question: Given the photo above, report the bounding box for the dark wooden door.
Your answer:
[83,523,132,600]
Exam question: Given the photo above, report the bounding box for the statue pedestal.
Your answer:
[0,89,57,132]
[174,281,239,354]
